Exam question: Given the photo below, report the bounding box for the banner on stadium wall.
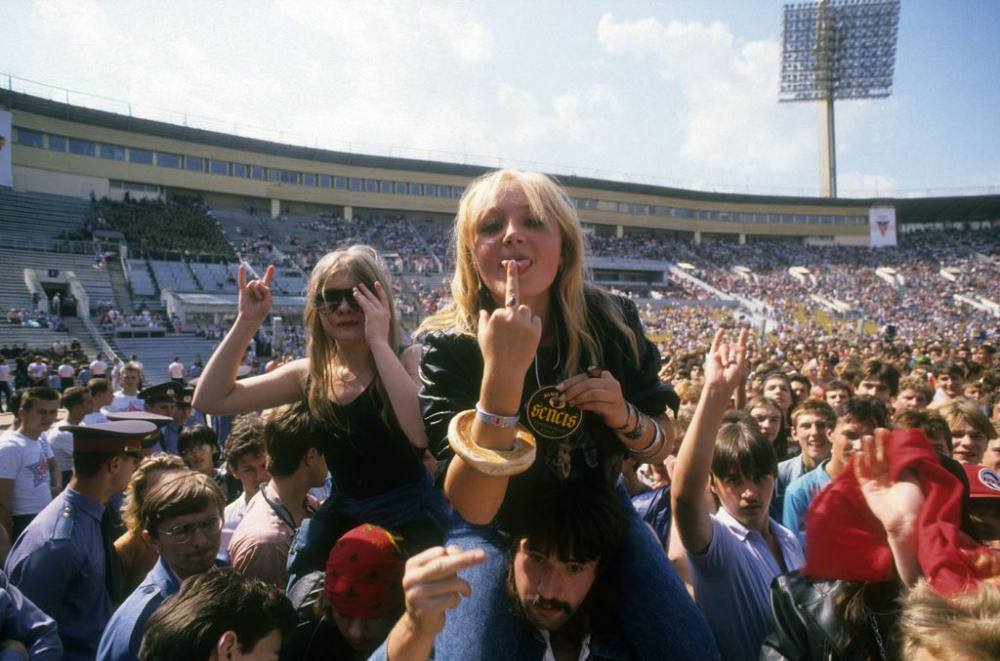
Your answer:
[0,110,12,188]
[869,206,897,248]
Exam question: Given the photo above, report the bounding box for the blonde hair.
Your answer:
[419,168,636,371]
[900,580,1000,659]
[303,244,401,426]
[119,453,188,532]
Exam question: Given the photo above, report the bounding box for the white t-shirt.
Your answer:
[167,361,186,379]
[89,359,107,376]
[105,391,144,413]
[57,363,75,379]
[45,421,75,473]
[0,430,53,516]
[0,364,10,383]
[26,362,48,381]
[82,411,109,425]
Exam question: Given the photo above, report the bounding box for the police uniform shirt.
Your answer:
[0,569,62,659]
[4,488,111,661]
[97,556,179,661]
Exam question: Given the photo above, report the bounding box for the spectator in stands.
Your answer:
[892,408,953,456]
[420,169,713,660]
[114,454,188,597]
[25,356,48,387]
[0,387,60,539]
[106,362,143,413]
[761,371,795,418]
[0,357,11,413]
[783,396,888,548]
[219,415,269,564]
[138,568,295,661]
[933,360,966,403]
[228,403,325,588]
[47,386,93,487]
[99,471,226,661]
[84,378,113,424]
[774,398,836,521]
[89,353,108,380]
[938,398,996,465]
[194,244,447,580]
[56,356,75,392]
[896,374,933,411]
[852,359,899,406]
[4,419,154,659]
[746,396,789,460]
[673,329,802,659]
[167,356,185,384]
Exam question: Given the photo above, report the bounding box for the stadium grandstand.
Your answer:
[1,86,1000,392]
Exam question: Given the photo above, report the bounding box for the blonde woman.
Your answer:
[193,245,447,576]
[418,169,716,659]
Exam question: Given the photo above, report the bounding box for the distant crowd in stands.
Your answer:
[89,196,233,256]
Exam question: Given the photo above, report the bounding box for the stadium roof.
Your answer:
[4,89,1000,223]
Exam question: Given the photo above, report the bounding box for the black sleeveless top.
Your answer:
[317,381,425,499]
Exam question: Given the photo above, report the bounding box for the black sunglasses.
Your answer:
[315,288,361,312]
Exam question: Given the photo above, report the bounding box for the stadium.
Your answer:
[3,0,1000,652]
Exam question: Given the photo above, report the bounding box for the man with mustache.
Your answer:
[507,481,628,660]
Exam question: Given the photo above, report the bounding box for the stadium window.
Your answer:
[409,183,421,195]
[232,163,247,177]
[302,173,316,186]
[334,176,347,189]
[209,160,229,175]
[69,139,96,157]
[769,214,780,223]
[364,179,377,192]
[318,174,331,187]
[185,156,205,171]
[709,211,719,220]
[452,186,464,198]
[250,165,264,180]
[348,178,362,191]
[394,182,407,194]
[423,184,436,196]
[47,135,67,152]
[718,211,730,221]
[675,209,691,218]
[266,168,280,182]
[377,181,390,193]
[14,128,43,148]
[279,170,298,184]
[781,215,793,224]
[438,185,450,197]
[129,148,153,165]
[738,213,752,222]
[109,180,124,189]
[99,144,127,160]
[821,215,832,224]
[157,152,181,168]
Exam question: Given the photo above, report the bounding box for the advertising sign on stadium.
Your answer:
[0,110,12,188]
[868,206,897,248]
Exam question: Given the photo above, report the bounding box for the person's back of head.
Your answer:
[88,377,112,397]
[61,385,90,411]
[139,568,296,660]
[224,414,267,469]
[834,396,889,431]
[263,402,324,477]
[899,580,1000,660]
[892,408,952,455]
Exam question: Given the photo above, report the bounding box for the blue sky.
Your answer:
[3,0,998,198]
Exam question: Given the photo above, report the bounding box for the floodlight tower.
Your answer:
[779,0,900,198]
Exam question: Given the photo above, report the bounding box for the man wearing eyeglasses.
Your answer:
[98,471,226,661]
[3,420,155,661]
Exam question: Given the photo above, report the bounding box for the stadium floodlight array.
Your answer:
[779,0,900,197]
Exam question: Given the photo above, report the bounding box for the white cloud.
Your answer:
[596,13,817,175]
[838,171,899,197]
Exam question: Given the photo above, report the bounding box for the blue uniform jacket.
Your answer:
[3,488,110,661]
[98,556,179,661]
[0,569,62,660]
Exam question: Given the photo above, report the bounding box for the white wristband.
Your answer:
[475,403,520,429]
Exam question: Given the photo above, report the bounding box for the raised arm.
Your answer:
[672,328,748,555]
[354,282,427,450]
[192,265,305,414]
[443,261,541,524]
[856,429,924,588]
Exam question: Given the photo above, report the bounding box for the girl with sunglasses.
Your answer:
[193,244,447,577]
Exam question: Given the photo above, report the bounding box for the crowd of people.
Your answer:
[91,197,233,257]
[0,169,998,659]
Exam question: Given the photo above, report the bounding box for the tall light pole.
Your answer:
[779,0,900,198]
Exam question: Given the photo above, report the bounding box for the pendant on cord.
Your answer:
[525,385,583,481]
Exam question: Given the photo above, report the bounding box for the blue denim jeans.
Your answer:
[433,484,719,661]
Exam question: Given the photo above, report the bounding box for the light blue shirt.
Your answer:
[782,459,833,550]
[687,507,804,661]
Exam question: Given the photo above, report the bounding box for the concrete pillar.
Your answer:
[270,198,281,219]
[739,233,746,245]
[694,231,702,245]
[344,206,353,221]
[616,225,624,238]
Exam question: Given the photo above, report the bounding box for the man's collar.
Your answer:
[715,506,753,541]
